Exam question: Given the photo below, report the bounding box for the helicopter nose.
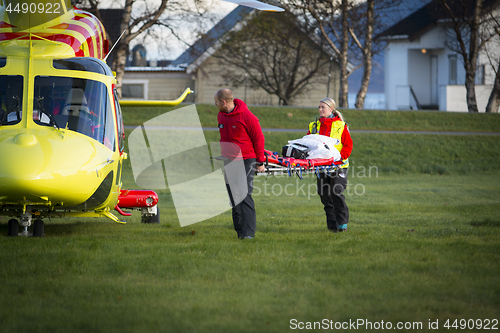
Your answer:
[0,129,114,206]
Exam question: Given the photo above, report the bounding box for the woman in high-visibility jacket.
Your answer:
[307,97,353,232]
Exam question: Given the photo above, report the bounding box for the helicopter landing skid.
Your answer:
[18,227,32,237]
[101,210,126,224]
[9,212,44,237]
[18,212,33,237]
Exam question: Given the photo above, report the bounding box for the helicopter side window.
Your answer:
[113,88,125,153]
[103,92,116,151]
[0,75,23,126]
[33,76,115,150]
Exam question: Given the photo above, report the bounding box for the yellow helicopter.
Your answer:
[0,0,282,237]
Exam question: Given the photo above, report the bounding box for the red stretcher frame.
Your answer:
[260,149,345,178]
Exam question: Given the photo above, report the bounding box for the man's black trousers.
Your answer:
[317,168,349,230]
[226,158,256,238]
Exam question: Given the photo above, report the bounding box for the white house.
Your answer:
[382,0,500,112]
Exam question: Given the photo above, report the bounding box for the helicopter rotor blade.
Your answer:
[221,0,284,12]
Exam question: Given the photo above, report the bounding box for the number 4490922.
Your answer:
[6,2,61,14]
[444,319,498,330]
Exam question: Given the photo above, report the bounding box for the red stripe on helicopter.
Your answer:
[92,21,105,59]
[0,21,16,28]
[73,12,104,39]
[48,23,96,57]
[74,10,105,41]
[72,14,104,58]
[0,32,25,41]
[77,17,102,59]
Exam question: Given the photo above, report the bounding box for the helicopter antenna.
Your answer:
[104,29,127,62]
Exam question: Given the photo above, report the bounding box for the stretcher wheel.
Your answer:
[142,207,160,224]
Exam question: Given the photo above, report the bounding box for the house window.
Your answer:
[476,65,485,85]
[121,79,149,99]
[449,55,457,84]
[122,84,144,98]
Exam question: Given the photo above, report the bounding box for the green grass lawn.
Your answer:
[1,107,499,332]
[122,103,500,133]
[1,173,499,332]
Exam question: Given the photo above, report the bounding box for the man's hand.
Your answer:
[256,164,266,173]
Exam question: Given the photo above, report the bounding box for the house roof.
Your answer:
[124,65,185,72]
[171,5,344,73]
[171,5,254,69]
[380,0,500,41]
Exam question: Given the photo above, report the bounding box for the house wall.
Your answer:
[385,29,450,109]
[444,85,498,112]
[478,8,500,86]
[193,56,340,108]
[384,24,491,111]
[122,71,195,102]
[385,41,409,110]
[122,59,339,108]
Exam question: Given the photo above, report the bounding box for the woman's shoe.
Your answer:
[338,224,348,232]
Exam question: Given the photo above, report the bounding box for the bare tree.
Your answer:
[349,0,374,109]
[338,0,350,108]
[440,0,484,112]
[112,0,170,97]
[300,0,351,107]
[290,0,399,109]
[72,0,211,97]
[485,58,500,113]
[349,0,406,109]
[437,0,500,112]
[483,9,500,113]
[215,9,331,105]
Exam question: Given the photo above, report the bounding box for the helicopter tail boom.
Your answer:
[119,88,194,107]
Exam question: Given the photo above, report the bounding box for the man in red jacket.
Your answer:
[215,89,265,239]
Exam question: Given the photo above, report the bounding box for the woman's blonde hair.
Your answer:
[320,97,344,122]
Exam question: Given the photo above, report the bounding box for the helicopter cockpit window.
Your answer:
[0,75,23,126]
[0,58,6,68]
[33,76,116,151]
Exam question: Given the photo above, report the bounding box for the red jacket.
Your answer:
[307,116,353,160]
[218,99,266,163]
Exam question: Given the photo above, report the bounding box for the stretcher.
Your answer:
[259,149,345,179]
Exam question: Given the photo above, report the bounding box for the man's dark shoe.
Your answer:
[238,235,254,239]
